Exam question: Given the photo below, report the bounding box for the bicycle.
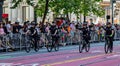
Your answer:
[104,35,113,54]
[79,35,90,53]
[46,34,59,52]
[24,35,40,53]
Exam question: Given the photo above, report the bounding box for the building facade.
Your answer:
[3,0,34,23]
[101,0,120,24]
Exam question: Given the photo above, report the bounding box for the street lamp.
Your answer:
[0,0,4,22]
[111,0,116,25]
[31,1,38,23]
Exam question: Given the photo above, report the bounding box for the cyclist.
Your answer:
[26,21,38,51]
[103,22,114,53]
[50,22,59,46]
[79,22,91,52]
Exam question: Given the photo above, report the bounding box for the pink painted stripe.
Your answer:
[0,50,75,62]
[13,52,82,64]
[52,53,115,66]
[89,58,120,66]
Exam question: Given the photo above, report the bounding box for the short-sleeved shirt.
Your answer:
[79,27,90,36]
[50,25,58,34]
[13,25,22,33]
[6,24,12,32]
[105,27,114,35]
[29,27,38,37]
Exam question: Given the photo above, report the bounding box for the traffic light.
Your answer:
[113,0,116,3]
[0,0,4,2]
[106,15,110,19]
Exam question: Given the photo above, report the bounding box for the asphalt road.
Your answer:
[0,41,120,66]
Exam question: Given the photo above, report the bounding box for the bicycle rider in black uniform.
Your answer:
[26,22,38,51]
[103,22,114,53]
[79,22,91,51]
[50,22,59,45]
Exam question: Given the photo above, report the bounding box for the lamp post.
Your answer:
[32,1,37,23]
[111,0,116,25]
[0,0,4,22]
[34,7,37,23]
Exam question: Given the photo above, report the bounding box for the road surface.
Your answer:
[0,41,120,66]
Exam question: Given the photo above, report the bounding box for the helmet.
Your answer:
[15,21,19,24]
[83,22,87,26]
[106,22,111,25]
[31,22,36,25]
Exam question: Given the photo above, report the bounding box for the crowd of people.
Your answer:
[0,19,120,52]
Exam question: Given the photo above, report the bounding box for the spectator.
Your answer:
[6,21,12,34]
[0,23,6,49]
[12,22,22,34]
[0,23,6,35]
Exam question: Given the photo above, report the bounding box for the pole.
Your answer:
[111,0,114,25]
[34,7,37,23]
[0,1,3,22]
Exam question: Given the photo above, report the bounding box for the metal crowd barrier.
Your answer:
[0,29,120,52]
[114,30,120,40]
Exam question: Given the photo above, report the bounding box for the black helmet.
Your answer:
[31,22,36,25]
[15,21,19,24]
[106,22,111,25]
[83,22,87,26]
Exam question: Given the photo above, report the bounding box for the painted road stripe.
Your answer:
[41,53,115,66]
[0,56,11,59]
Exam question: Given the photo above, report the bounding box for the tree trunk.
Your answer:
[80,14,82,23]
[77,14,78,22]
[42,0,49,24]
[66,13,70,22]
[83,14,86,23]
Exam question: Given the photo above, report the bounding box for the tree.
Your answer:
[49,0,104,22]
[80,0,105,22]
[12,0,105,23]
[49,0,79,21]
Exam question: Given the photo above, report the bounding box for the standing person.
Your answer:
[0,23,6,35]
[0,23,6,48]
[3,23,8,34]
[12,22,22,34]
[45,22,50,34]
[22,22,29,33]
[6,21,12,34]
[70,22,76,37]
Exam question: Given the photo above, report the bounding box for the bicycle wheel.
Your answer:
[85,42,90,52]
[25,40,31,53]
[34,41,40,52]
[110,48,113,53]
[79,41,83,53]
[54,42,59,51]
[46,42,52,52]
[104,40,109,54]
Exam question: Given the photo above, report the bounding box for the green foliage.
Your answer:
[80,0,105,17]
[35,0,46,17]
[49,0,104,17]
[11,0,105,17]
